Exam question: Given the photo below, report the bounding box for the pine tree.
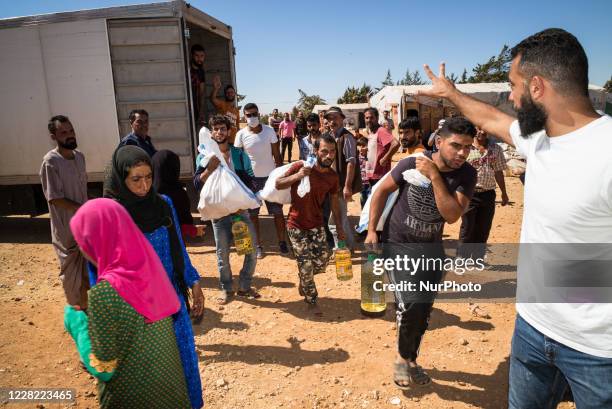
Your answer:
[381,69,394,86]
[468,45,511,83]
[397,69,425,85]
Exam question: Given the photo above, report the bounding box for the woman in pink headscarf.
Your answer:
[64,198,191,408]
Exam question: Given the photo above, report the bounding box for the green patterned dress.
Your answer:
[87,281,191,408]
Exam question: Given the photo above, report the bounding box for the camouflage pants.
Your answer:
[287,226,332,303]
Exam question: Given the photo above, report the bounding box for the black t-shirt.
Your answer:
[382,151,476,243]
[295,118,308,136]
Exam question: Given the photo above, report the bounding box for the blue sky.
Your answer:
[2,0,611,113]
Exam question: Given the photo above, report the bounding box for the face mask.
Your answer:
[246,117,260,128]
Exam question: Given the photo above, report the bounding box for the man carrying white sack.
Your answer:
[366,117,477,388]
[194,115,260,305]
[275,133,345,316]
[235,103,289,258]
[419,28,612,409]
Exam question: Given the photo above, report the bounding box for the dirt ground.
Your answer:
[0,149,574,409]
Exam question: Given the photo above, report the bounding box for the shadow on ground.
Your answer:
[198,336,350,368]
[401,357,510,409]
[0,216,51,244]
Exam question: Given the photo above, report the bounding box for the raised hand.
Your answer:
[417,62,457,99]
[212,74,222,90]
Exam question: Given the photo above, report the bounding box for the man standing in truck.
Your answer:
[118,109,157,157]
[40,115,89,309]
[211,74,240,144]
[190,44,207,130]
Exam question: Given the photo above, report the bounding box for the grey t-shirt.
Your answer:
[382,152,476,243]
[40,149,88,248]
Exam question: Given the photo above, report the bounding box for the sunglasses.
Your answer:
[245,112,259,118]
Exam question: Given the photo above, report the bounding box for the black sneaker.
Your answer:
[279,241,289,255]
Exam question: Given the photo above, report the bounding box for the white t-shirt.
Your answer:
[234,125,279,177]
[511,116,612,358]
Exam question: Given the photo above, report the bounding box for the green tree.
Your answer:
[397,68,425,85]
[337,83,373,104]
[397,69,412,85]
[382,69,394,86]
[604,76,612,93]
[374,69,394,92]
[448,73,459,84]
[296,89,326,115]
[468,45,511,83]
[459,68,469,84]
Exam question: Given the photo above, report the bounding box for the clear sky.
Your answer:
[2,0,611,113]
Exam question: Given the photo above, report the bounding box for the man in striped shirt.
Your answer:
[458,127,509,259]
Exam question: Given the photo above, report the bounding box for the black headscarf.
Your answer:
[103,145,190,311]
[151,150,193,226]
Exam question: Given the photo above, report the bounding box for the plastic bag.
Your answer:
[196,127,219,169]
[356,172,399,233]
[356,153,428,233]
[257,162,299,204]
[197,127,261,221]
[297,155,316,198]
[402,153,431,188]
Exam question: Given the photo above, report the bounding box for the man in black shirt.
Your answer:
[366,117,477,389]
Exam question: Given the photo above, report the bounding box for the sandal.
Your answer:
[394,361,431,389]
[216,290,234,305]
[236,288,261,299]
[393,361,411,390]
[407,364,431,386]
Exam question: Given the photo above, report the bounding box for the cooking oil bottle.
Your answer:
[360,253,387,317]
[335,240,353,281]
[231,214,254,255]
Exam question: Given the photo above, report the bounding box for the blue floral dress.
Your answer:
[88,195,203,409]
[145,195,203,409]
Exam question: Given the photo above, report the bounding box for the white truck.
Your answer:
[0,1,237,215]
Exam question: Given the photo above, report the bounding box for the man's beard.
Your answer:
[192,59,202,68]
[214,137,227,145]
[401,138,418,149]
[225,95,235,102]
[317,158,333,168]
[58,139,77,150]
[516,93,547,136]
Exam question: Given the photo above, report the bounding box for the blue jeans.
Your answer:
[509,314,612,409]
[360,183,371,209]
[211,211,257,291]
[297,136,309,160]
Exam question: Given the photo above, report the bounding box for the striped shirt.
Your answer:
[466,140,506,191]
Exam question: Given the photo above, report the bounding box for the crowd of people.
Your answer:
[38,28,611,408]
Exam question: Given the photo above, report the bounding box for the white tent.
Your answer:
[312,103,369,129]
[370,83,610,134]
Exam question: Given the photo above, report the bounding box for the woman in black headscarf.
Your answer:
[151,150,204,239]
[103,145,204,409]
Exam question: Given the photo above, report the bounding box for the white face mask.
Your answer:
[246,116,260,128]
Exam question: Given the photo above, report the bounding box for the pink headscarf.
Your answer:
[70,198,180,323]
